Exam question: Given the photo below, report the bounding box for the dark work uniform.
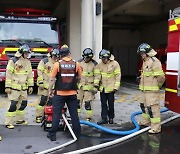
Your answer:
[48,56,81,140]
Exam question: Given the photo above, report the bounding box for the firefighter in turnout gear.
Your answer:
[5,44,34,129]
[77,48,98,121]
[94,49,121,125]
[36,49,60,123]
[137,43,165,134]
[47,45,81,141]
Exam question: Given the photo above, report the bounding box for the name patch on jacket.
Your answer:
[60,64,76,69]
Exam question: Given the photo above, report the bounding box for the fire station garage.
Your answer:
[0,0,180,78]
[1,1,180,153]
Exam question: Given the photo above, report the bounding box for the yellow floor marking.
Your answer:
[28,102,37,107]
[0,102,6,108]
[116,95,127,103]
[133,94,139,101]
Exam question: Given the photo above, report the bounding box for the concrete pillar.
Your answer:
[94,0,103,100]
[81,0,103,61]
[67,0,103,61]
[67,0,81,60]
[94,0,103,62]
[81,0,93,55]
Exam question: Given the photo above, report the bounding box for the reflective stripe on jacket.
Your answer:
[55,59,78,90]
[37,57,55,89]
[5,56,34,90]
[94,55,121,93]
[78,59,97,91]
[139,57,165,91]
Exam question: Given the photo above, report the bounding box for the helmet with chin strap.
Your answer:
[137,43,152,55]
[18,44,31,54]
[50,49,60,58]
[99,49,111,59]
[82,48,93,59]
[15,44,31,57]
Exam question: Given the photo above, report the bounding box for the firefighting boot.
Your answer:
[86,118,92,122]
[148,129,161,134]
[47,132,56,141]
[36,116,42,123]
[5,124,14,129]
[97,119,108,125]
[109,118,114,124]
[16,120,28,125]
[138,121,150,127]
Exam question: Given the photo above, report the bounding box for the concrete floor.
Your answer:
[0,81,178,153]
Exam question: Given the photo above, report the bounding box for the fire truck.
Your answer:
[155,48,167,72]
[165,7,180,113]
[0,8,60,88]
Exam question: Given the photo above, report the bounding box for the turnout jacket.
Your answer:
[78,58,98,91]
[37,57,56,89]
[139,55,165,91]
[5,56,34,90]
[94,55,121,93]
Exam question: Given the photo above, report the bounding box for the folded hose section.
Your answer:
[80,108,169,135]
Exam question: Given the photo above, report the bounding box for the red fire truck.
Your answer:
[155,48,167,72]
[165,7,180,113]
[0,8,60,87]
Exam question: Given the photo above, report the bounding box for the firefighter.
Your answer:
[77,48,98,121]
[5,44,34,129]
[47,45,81,141]
[94,49,121,125]
[137,43,165,134]
[35,49,60,123]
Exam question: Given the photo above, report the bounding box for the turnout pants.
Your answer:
[140,92,161,132]
[36,88,49,117]
[5,90,28,125]
[77,88,94,119]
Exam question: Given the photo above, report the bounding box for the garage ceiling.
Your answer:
[0,0,179,28]
[103,0,179,30]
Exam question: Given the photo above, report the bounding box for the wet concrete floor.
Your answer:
[0,81,179,153]
[52,117,180,154]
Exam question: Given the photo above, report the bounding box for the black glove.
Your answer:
[136,76,141,83]
[28,87,33,94]
[113,89,118,93]
[47,98,53,106]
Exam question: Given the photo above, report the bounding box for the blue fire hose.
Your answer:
[80,108,168,135]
